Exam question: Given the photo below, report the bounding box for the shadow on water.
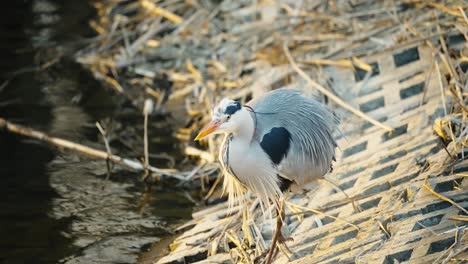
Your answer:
[0,1,194,263]
[0,1,72,263]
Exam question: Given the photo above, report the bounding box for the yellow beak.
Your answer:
[194,120,220,141]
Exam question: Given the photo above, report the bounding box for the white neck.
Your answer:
[232,108,255,141]
[223,108,282,216]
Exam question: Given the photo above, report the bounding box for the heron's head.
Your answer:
[195,98,247,140]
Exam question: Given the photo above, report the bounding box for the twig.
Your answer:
[203,173,222,200]
[178,161,205,185]
[376,219,392,238]
[0,99,21,107]
[436,228,466,264]
[140,0,183,24]
[96,121,113,181]
[283,43,393,132]
[286,201,359,231]
[143,99,153,176]
[449,215,468,222]
[422,182,468,215]
[242,208,255,247]
[322,176,362,213]
[0,117,184,180]
[0,79,10,94]
[226,230,250,261]
[442,245,468,264]
[460,6,468,25]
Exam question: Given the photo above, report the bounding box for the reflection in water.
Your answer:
[0,0,194,263]
[0,1,75,263]
[0,133,75,263]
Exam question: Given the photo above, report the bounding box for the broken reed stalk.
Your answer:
[143,99,153,175]
[283,43,393,133]
[321,176,361,213]
[0,117,184,180]
[449,215,468,222]
[140,0,183,24]
[286,201,359,231]
[422,183,468,215]
[96,121,113,180]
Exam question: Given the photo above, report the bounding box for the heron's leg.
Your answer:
[265,199,292,264]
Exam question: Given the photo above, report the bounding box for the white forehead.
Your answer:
[213,98,236,117]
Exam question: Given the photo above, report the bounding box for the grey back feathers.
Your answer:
[248,88,337,185]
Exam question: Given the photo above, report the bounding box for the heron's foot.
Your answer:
[276,233,293,256]
[263,231,293,264]
[278,234,294,243]
[262,243,280,264]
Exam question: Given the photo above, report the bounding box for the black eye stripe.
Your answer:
[224,101,241,115]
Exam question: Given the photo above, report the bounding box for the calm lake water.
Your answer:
[0,1,193,263]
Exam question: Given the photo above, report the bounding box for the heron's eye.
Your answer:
[226,115,231,121]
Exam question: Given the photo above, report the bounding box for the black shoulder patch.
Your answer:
[224,101,241,115]
[260,127,291,165]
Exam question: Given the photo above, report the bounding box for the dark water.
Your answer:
[0,1,193,263]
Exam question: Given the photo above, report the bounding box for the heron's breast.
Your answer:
[227,138,274,183]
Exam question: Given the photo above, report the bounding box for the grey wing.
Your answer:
[247,88,337,184]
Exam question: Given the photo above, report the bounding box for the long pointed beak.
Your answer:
[194,120,220,141]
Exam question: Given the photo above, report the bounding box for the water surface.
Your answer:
[0,1,193,263]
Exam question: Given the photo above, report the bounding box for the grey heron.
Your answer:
[195,88,337,262]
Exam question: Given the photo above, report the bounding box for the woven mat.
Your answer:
[157,37,467,263]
